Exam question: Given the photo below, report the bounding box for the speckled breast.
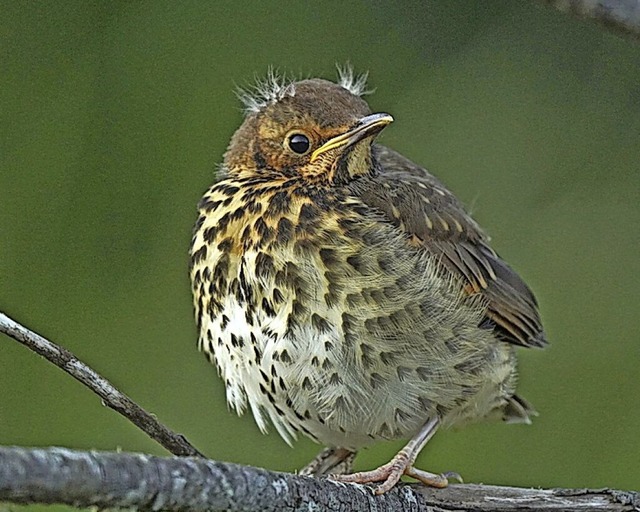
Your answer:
[190,177,518,449]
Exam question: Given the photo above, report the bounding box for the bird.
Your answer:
[189,68,547,495]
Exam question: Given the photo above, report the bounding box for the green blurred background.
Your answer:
[1,1,639,508]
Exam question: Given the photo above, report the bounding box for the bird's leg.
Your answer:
[299,447,357,476]
[331,417,458,495]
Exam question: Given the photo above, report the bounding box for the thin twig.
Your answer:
[0,446,638,512]
[539,0,640,40]
[0,311,204,458]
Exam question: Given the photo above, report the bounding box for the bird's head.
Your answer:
[224,71,393,185]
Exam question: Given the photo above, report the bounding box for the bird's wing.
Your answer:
[352,145,547,348]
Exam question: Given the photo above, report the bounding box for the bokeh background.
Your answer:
[1,2,639,509]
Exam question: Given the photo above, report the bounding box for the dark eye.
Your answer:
[287,133,311,155]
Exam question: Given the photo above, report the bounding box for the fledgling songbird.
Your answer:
[189,69,547,494]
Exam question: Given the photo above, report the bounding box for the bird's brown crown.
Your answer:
[223,76,391,184]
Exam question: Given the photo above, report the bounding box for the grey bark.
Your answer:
[0,312,203,458]
[540,0,640,40]
[0,446,638,512]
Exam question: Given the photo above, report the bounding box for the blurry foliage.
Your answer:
[1,2,638,511]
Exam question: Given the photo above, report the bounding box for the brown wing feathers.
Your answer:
[355,146,547,349]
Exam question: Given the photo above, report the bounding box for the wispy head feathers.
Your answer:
[236,64,370,114]
[336,63,371,97]
[235,68,296,114]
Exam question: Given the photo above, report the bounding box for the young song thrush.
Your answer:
[189,69,547,494]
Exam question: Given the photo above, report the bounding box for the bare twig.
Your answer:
[0,446,637,512]
[539,0,640,40]
[0,311,204,458]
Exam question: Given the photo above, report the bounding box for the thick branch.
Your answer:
[0,311,204,458]
[0,446,638,512]
[540,0,640,40]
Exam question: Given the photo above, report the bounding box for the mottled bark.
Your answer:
[0,446,638,512]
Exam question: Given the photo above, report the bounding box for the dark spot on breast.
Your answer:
[335,396,346,409]
[264,191,291,218]
[383,285,399,300]
[324,340,334,352]
[395,408,410,422]
[370,372,384,389]
[216,212,232,233]
[378,422,391,438]
[302,376,313,390]
[272,287,284,305]
[329,372,342,386]
[276,217,294,244]
[319,248,339,267]
[321,358,333,370]
[377,316,392,330]
[217,238,234,253]
[254,217,275,244]
[416,367,430,381]
[240,225,253,247]
[311,313,331,333]
[191,245,207,265]
[255,252,274,279]
[253,345,262,364]
[346,254,365,273]
[230,334,243,348]
[246,201,262,214]
[389,309,408,326]
[291,299,306,318]
[298,203,320,226]
[203,226,217,243]
[311,356,319,366]
[220,315,230,330]
[280,349,292,364]
[345,293,363,308]
[396,366,411,382]
[261,297,276,317]
[364,318,377,334]
[219,184,240,196]
[380,351,398,365]
[194,214,206,232]
[230,206,245,222]
[199,199,222,212]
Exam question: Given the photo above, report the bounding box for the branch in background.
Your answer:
[0,311,204,458]
[0,446,637,512]
[540,0,640,40]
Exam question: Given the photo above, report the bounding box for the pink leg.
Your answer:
[330,417,458,494]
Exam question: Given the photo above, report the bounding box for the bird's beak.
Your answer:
[309,113,394,163]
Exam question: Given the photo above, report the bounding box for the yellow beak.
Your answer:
[309,113,394,163]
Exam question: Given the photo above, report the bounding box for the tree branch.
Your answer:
[0,311,204,458]
[539,0,640,40]
[0,446,637,512]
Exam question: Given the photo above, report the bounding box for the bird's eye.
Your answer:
[286,133,311,155]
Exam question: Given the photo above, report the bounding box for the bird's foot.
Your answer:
[299,447,356,477]
[330,450,460,495]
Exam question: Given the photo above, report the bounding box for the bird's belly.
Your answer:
[203,290,517,451]
[196,237,519,449]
